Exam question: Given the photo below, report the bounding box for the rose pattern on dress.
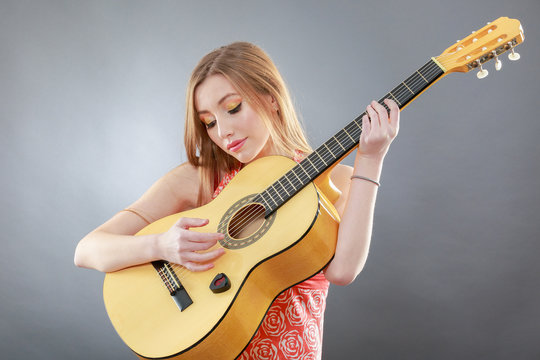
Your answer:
[302,319,320,351]
[298,288,326,318]
[248,338,279,360]
[262,304,287,337]
[279,330,304,359]
[285,294,308,327]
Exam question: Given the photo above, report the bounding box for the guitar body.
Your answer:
[103,156,340,359]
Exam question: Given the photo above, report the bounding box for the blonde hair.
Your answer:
[184,42,311,206]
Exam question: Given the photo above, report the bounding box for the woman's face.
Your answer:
[195,74,274,164]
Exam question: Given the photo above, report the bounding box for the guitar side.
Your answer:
[103,156,339,359]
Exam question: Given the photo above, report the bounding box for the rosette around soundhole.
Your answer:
[218,194,276,249]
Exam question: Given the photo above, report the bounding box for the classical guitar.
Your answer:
[103,17,524,359]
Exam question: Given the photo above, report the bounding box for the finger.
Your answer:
[384,98,400,133]
[361,114,371,140]
[185,237,219,251]
[183,261,215,272]
[371,100,389,132]
[185,230,225,243]
[366,104,380,130]
[183,248,225,263]
[175,217,209,230]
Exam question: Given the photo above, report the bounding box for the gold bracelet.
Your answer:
[350,175,380,187]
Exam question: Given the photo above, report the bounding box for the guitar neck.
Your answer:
[257,58,445,216]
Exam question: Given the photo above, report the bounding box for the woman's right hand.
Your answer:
[157,217,226,272]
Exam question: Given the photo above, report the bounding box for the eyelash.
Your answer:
[228,102,242,114]
[205,102,242,129]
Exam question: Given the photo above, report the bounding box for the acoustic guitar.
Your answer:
[103,17,524,359]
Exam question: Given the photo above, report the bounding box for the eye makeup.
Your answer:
[224,96,242,114]
[197,94,243,129]
[199,114,216,128]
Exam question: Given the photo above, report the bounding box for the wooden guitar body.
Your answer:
[103,156,340,359]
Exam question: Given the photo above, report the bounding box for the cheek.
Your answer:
[205,129,223,149]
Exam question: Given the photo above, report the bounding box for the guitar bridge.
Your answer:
[152,261,193,311]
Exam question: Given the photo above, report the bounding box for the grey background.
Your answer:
[1,0,539,359]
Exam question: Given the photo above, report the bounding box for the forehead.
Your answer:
[194,74,238,111]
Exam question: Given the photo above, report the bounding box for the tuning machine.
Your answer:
[507,42,521,61]
[476,60,489,79]
[492,51,502,71]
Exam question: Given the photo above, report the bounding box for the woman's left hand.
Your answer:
[358,99,400,159]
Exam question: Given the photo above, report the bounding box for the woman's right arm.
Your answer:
[74,163,225,273]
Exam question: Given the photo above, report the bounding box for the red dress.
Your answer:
[211,154,330,360]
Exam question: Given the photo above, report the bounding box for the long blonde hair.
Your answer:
[184,42,311,206]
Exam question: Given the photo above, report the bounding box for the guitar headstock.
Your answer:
[434,17,524,79]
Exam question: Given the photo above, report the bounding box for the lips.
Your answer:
[227,138,247,152]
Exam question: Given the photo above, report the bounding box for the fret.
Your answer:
[301,158,318,175]
[345,121,361,140]
[402,82,415,94]
[313,152,328,166]
[290,168,303,183]
[323,143,336,157]
[259,59,444,218]
[307,155,322,172]
[394,84,411,104]
[342,128,355,142]
[265,187,280,207]
[351,118,362,130]
[284,172,297,190]
[333,136,347,151]
[258,194,271,209]
[416,70,428,83]
[388,91,402,106]
[273,184,285,202]
[305,156,321,171]
[406,73,425,94]
[325,138,344,157]
[278,178,291,196]
[295,165,311,180]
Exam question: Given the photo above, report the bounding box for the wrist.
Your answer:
[353,153,384,178]
[149,233,163,261]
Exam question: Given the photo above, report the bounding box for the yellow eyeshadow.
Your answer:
[224,98,241,111]
[199,114,215,125]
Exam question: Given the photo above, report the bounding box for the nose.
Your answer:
[216,117,234,139]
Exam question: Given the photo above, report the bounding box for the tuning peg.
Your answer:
[492,51,502,71]
[508,49,520,61]
[476,61,489,79]
[507,42,520,61]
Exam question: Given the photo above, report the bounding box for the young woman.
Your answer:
[74,41,400,359]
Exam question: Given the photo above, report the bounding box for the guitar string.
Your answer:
[214,59,444,238]
[168,59,446,281]
[169,59,444,281]
[170,59,445,279]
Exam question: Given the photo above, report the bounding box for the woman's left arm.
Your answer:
[324,99,400,286]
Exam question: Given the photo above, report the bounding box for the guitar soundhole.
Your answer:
[228,203,265,239]
[218,195,276,249]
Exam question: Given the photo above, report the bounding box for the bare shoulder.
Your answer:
[129,162,201,220]
[95,162,201,236]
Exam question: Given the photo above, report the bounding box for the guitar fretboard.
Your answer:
[255,59,445,216]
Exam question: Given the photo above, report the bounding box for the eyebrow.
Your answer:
[197,93,240,115]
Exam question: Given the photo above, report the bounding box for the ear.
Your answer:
[265,94,279,112]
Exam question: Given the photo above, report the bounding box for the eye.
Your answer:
[228,102,242,114]
[205,120,216,129]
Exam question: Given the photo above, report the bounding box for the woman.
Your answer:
[74,41,399,359]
